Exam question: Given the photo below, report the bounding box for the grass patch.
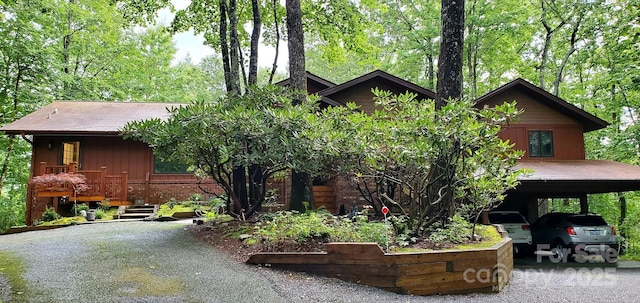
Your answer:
[115,267,183,296]
[0,251,29,303]
[452,225,503,250]
[38,216,87,226]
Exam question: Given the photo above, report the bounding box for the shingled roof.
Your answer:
[474,78,609,132]
[515,160,640,194]
[0,101,184,135]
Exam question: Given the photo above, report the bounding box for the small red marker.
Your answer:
[381,206,389,215]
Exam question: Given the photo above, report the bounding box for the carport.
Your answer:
[497,159,640,222]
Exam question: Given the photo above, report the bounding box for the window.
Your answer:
[528,130,553,157]
[153,156,190,174]
[62,141,80,165]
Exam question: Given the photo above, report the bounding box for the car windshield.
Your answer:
[489,213,526,224]
[567,215,608,226]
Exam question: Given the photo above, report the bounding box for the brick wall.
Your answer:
[128,180,224,204]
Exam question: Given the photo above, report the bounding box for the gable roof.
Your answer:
[274,71,337,92]
[0,101,184,135]
[474,78,609,132]
[317,70,435,105]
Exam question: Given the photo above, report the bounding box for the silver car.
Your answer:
[530,213,619,262]
[488,211,533,256]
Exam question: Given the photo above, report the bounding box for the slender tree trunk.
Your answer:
[219,0,233,93]
[553,14,583,96]
[0,64,24,195]
[228,0,241,94]
[249,0,261,86]
[286,0,314,211]
[269,0,281,84]
[539,1,566,90]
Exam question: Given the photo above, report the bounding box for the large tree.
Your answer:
[285,0,314,212]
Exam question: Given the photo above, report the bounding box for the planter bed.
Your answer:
[247,237,512,295]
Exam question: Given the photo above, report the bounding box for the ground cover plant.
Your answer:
[190,208,504,262]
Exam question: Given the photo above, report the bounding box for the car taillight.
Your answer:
[521,224,530,231]
[611,226,617,235]
[565,226,576,236]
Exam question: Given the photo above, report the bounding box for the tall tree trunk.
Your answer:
[427,0,465,228]
[220,0,248,215]
[228,0,241,94]
[286,0,314,212]
[435,0,464,108]
[248,0,261,86]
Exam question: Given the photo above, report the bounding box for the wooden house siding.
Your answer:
[325,79,433,114]
[498,124,585,160]
[480,88,586,160]
[481,89,582,126]
[32,136,150,180]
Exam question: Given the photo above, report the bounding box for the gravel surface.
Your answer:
[1,221,640,302]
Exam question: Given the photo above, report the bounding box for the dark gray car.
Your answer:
[530,212,619,262]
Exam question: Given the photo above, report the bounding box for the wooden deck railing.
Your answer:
[36,162,128,203]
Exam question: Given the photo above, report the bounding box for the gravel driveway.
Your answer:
[1,221,640,303]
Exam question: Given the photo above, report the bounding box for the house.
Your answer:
[272,70,437,211]
[0,102,222,224]
[4,71,640,225]
[283,73,640,221]
[474,78,640,221]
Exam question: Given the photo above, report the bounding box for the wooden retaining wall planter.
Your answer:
[247,238,513,295]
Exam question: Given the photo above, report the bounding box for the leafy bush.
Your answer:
[98,199,111,210]
[427,215,472,244]
[95,209,105,220]
[166,198,178,210]
[42,206,60,222]
[189,193,203,202]
[72,203,89,215]
[0,196,25,233]
[255,211,389,247]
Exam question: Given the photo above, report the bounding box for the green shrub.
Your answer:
[189,193,203,202]
[427,215,472,244]
[95,209,105,220]
[0,196,25,233]
[255,211,389,247]
[98,199,111,210]
[166,198,178,209]
[71,203,89,215]
[42,206,61,222]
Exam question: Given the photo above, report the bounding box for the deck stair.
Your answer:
[117,205,158,220]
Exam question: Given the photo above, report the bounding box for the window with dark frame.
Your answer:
[528,130,554,157]
[153,156,190,174]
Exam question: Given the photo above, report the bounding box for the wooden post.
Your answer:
[26,184,33,225]
[579,195,589,214]
[100,167,107,197]
[39,162,47,176]
[145,172,150,204]
[53,197,59,212]
[69,162,77,173]
[121,171,129,202]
